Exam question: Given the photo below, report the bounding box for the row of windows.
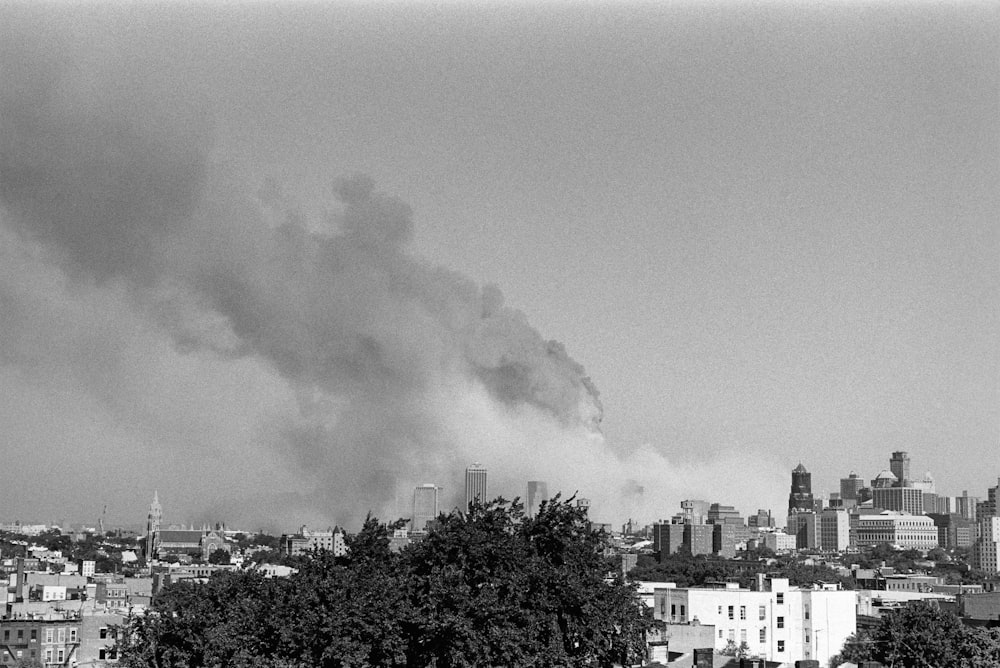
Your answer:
[1,627,77,643]
[715,628,780,650]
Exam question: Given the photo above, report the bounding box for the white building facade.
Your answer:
[652,577,855,666]
[853,512,937,550]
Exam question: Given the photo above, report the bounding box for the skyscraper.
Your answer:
[890,451,911,487]
[145,490,162,560]
[526,480,548,518]
[412,484,441,533]
[840,471,864,507]
[465,463,487,510]
[788,463,814,513]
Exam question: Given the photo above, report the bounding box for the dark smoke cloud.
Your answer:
[0,24,602,525]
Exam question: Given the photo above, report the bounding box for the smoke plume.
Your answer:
[0,7,788,529]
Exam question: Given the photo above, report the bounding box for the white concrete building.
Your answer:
[762,531,797,553]
[853,511,937,550]
[820,508,851,552]
[652,577,856,666]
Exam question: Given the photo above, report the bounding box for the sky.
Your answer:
[1,2,997,532]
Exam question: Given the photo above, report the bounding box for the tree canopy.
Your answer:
[119,497,649,668]
[829,600,1000,668]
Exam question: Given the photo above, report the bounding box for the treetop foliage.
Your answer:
[119,496,650,668]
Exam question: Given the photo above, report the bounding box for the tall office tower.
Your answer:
[957,490,980,522]
[973,516,1000,573]
[465,463,488,510]
[788,463,814,513]
[978,478,1000,519]
[145,490,162,560]
[840,472,864,507]
[526,481,549,518]
[412,484,441,533]
[890,451,911,487]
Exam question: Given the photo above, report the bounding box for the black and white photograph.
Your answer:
[0,2,997,666]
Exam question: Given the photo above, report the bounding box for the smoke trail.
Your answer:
[0,8,790,528]
[0,38,606,524]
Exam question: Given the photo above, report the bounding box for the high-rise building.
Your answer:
[972,516,1000,573]
[820,508,850,551]
[873,486,924,515]
[145,491,162,560]
[747,509,774,529]
[526,481,548,519]
[889,451,911,487]
[788,464,814,513]
[956,490,980,522]
[412,484,441,533]
[787,511,819,549]
[465,463,487,510]
[976,478,1000,519]
[840,472,864,508]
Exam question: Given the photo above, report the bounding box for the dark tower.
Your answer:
[788,463,814,513]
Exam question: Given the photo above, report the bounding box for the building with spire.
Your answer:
[145,491,162,560]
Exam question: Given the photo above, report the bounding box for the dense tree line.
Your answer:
[631,551,854,590]
[829,600,1000,668]
[118,498,650,668]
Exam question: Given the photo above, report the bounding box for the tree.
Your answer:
[829,600,1000,668]
[119,498,647,668]
[208,549,231,565]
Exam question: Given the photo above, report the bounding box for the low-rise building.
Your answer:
[852,511,937,550]
[651,576,855,666]
[279,526,346,557]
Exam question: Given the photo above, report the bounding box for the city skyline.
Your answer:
[0,3,996,529]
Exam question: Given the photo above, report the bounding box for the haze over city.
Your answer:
[1,2,996,532]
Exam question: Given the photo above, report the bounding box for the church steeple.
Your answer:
[145,491,163,562]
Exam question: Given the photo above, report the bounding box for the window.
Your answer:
[30,630,36,641]
[44,649,52,663]
[776,593,784,605]
[778,640,785,652]
[728,605,734,620]
[3,631,7,641]
[728,630,735,641]
[759,628,766,643]
[45,628,53,643]
[740,629,747,643]
[17,630,23,640]
[680,605,686,617]
[777,616,785,629]
[99,649,107,660]
[100,628,108,640]
[718,629,723,639]
[805,605,810,620]
[740,605,746,620]
[57,649,64,663]
[759,605,766,620]
[806,634,810,643]
[69,628,77,642]
[671,604,676,617]
[57,629,65,643]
